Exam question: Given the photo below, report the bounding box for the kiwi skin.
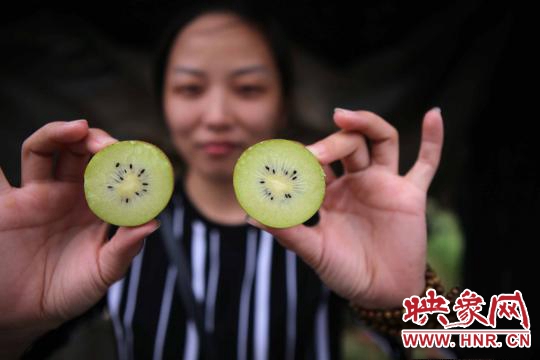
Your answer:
[84,140,174,227]
[233,139,325,229]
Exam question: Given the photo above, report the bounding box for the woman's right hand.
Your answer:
[0,120,159,358]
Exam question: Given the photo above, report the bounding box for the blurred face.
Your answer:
[163,12,285,181]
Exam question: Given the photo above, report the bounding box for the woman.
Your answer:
[0,4,444,360]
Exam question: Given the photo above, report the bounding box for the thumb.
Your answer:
[247,217,323,270]
[98,220,160,286]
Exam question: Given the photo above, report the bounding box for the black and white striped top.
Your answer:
[107,185,344,360]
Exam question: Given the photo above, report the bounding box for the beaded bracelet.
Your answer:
[349,264,460,337]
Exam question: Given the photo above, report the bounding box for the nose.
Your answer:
[201,87,232,131]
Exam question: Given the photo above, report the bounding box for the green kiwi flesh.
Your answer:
[84,140,174,226]
[233,139,325,228]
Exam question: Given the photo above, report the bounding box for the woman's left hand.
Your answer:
[248,108,444,308]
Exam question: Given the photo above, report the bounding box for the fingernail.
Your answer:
[154,220,161,230]
[305,144,322,158]
[65,119,87,127]
[94,136,118,146]
[334,108,356,115]
[430,107,442,114]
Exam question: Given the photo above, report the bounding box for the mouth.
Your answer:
[198,141,241,156]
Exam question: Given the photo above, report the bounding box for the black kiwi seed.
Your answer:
[265,166,270,171]
[116,163,120,167]
[129,164,133,169]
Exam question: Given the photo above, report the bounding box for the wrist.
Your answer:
[349,265,426,309]
[349,264,460,337]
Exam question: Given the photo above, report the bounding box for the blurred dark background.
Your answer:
[1,1,536,359]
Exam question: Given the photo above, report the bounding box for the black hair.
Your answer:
[152,2,294,120]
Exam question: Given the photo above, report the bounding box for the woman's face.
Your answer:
[163,12,285,181]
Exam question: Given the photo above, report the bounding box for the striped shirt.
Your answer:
[107,186,344,360]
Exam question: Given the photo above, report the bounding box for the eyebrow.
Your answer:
[173,66,205,77]
[230,65,270,77]
[173,65,270,78]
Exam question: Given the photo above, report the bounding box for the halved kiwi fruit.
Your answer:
[233,139,325,228]
[84,140,174,227]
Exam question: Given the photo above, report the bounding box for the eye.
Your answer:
[171,84,204,97]
[236,85,265,98]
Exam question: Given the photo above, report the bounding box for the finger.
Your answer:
[306,130,370,173]
[55,143,90,182]
[55,128,117,182]
[98,220,160,286]
[322,164,337,185]
[0,167,11,193]
[247,217,323,270]
[21,120,89,185]
[405,108,444,192]
[66,127,118,155]
[85,128,119,154]
[334,108,399,173]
